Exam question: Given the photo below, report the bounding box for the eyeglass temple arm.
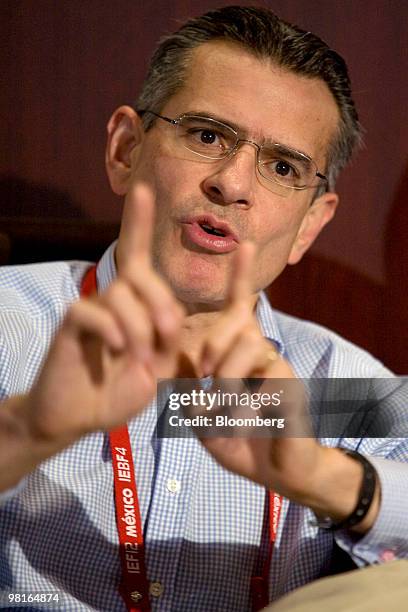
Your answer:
[136,109,177,125]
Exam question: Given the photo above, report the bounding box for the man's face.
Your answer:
[113,41,339,308]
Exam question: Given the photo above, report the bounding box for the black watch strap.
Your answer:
[311,448,378,531]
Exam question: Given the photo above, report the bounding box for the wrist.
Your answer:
[292,446,380,533]
[7,394,76,469]
[0,395,50,491]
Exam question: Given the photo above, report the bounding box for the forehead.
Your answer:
[162,41,340,165]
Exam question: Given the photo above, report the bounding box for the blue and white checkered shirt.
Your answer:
[0,242,407,611]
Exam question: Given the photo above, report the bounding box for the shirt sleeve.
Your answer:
[335,451,408,564]
[0,478,27,505]
[0,338,29,504]
[332,376,408,564]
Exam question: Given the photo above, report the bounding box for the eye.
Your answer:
[261,158,302,184]
[187,127,224,147]
[269,159,300,179]
[274,160,294,177]
[198,129,218,145]
[177,116,237,158]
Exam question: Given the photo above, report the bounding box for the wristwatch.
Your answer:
[310,448,378,531]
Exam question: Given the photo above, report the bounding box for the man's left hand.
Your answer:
[197,242,379,532]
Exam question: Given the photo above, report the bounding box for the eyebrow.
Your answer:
[184,109,314,162]
[267,143,313,168]
[185,110,241,132]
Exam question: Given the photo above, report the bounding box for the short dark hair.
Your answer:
[136,5,362,191]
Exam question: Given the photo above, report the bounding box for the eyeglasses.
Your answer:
[137,110,328,196]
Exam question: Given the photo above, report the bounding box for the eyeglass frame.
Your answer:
[137,109,328,194]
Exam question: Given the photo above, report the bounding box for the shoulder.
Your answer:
[0,260,91,316]
[0,260,92,396]
[273,309,392,377]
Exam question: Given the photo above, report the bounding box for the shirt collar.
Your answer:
[256,290,285,355]
[96,240,118,293]
[96,241,285,354]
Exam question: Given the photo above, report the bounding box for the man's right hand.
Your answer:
[0,184,184,490]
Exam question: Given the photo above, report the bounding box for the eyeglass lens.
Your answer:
[175,115,318,189]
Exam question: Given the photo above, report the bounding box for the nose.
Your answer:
[201,141,258,207]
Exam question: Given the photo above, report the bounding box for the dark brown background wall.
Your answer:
[0,0,407,371]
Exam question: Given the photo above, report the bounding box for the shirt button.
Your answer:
[149,581,164,598]
[166,478,181,494]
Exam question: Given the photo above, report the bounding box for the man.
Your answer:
[0,6,406,611]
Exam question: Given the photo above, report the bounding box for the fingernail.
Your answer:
[201,358,213,377]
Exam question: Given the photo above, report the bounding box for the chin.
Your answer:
[168,272,228,309]
[172,280,228,309]
[155,254,229,305]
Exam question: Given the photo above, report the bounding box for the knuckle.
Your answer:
[120,260,148,281]
[104,280,128,303]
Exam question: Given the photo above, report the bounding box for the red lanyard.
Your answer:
[251,491,283,611]
[80,265,282,611]
[81,265,150,611]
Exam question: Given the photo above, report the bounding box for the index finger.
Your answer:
[228,240,257,307]
[116,182,155,271]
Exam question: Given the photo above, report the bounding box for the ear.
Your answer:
[105,105,144,195]
[288,191,339,265]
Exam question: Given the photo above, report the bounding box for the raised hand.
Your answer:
[197,242,325,500]
[200,241,290,378]
[26,184,184,447]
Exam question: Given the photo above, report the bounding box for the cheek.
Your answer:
[148,150,198,214]
[249,207,307,286]
[253,203,305,251]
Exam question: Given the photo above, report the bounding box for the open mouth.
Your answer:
[181,215,239,253]
[199,222,226,237]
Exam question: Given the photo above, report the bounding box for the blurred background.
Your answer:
[0,0,407,371]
